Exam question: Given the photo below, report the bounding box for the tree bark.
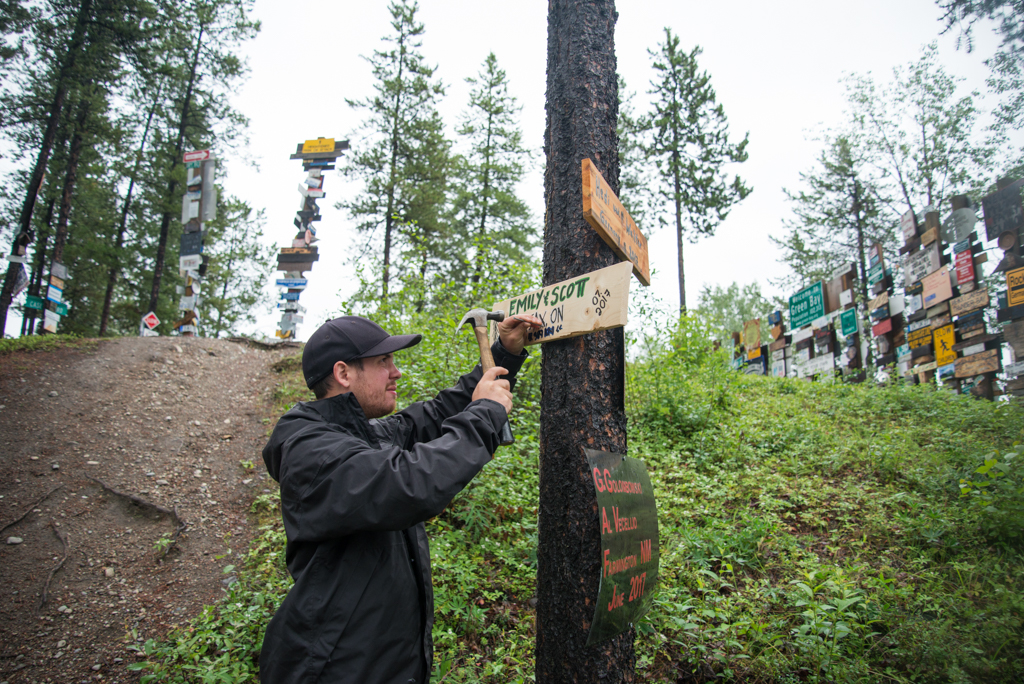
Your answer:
[22,199,55,336]
[100,81,161,336]
[50,96,91,267]
[536,1,634,682]
[853,180,873,369]
[147,27,204,317]
[0,0,94,335]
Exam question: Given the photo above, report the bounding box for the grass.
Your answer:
[127,315,1024,683]
[0,333,97,356]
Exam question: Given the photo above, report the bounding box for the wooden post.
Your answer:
[536,1,634,681]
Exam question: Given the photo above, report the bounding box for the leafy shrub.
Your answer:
[959,444,1024,543]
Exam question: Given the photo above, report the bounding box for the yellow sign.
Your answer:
[1008,266,1024,307]
[933,324,957,366]
[301,138,335,154]
[581,158,651,286]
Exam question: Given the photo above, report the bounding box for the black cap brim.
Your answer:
[355,333,422,359]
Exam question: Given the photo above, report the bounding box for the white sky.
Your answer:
[3,0,1008,338]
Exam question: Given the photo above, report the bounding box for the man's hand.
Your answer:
[497,314,543,356]
[472,366,512,414]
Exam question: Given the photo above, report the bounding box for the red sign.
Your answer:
[955,250,975,285]
[872,317,893,337]
[142,311,160,329]
[183,149,211,162]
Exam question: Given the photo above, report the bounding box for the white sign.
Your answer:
[183,149,212,162]
[140,328,159,337]
[298,184,325,198]
[840,289,853,307]
[903,243,941,285]
[178,295,197,310]
[180,255,202,272]
[43,309,60,333]
[1004,360,1024,377]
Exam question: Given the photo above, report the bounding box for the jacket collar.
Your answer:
[307,392,379,446]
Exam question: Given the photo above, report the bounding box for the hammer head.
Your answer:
[458,308,505,329]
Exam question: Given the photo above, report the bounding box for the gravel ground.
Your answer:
[0,336,293,684]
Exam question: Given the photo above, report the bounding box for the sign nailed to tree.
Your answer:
[581,159,651,286]
[585,448,659,646]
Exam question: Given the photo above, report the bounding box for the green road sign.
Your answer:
[868,263,884,285]
[56,301,69,316]
[840,308,858,337]
[24,295,43,310]
[186,160,202,169]
[789,282,825,330]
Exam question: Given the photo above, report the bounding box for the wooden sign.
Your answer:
[922,266,953,308]
[1004,320,1024,357]
[901,209,917,240]
[581,159,650,286]
[585,449,659,646]
[949,288,989,318]
[954,250,975,285]
[302,138,336,154]
[903,243,941,285]
[982,179,1024,241]
[490,261,631,347]
[869,291,889,312]
[955,348,1000,378]
[908,326,933,349]
[1008,266,1024,307]
[933,324,957,366]
[930,314,951,329]
[920,226,939,245]
[743,319,761,350]
[872,318,892,336]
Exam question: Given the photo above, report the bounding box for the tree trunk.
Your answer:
[50,96,90,267]
[147,27,204,317]
[22,199,55,336]
[536,1,634,682]
[0,0,94,335]
[100,81,161,336]
[853,181,873,369]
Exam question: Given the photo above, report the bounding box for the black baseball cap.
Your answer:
[302,316,422,388]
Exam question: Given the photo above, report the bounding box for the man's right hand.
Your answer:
[472,366,512,414]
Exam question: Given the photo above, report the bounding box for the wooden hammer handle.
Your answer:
[473,326,495,371]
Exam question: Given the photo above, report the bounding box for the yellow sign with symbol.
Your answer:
[933,324,957,366]
[301,138,335,154]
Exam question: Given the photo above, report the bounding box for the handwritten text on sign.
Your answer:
[582,159,651,286]
[585,449,659,647]
[489,261,631,346]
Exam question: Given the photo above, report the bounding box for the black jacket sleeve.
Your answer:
[279,399,509,540]
[391,340,528,446]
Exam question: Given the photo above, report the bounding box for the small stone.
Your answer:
[57,640,66,648]
[57,605,68,612]
[104,567,115,578]
[91,664,101,671]
[86,461,99,466]
[30,456,38,461]
[165,358,175,365]
[173,344,182,353]
[155,479,169,486]
[48,391,59,397]
[193,470,202,478]
[52,463,59,470]
[6,537,23,545]
[146,472,155,477]
[223,418,230,424]
[165,416,173,422]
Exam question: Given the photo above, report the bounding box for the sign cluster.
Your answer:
[24,261,70,333]
[275,138,349,339]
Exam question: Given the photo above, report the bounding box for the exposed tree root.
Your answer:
[85,476,186,559]
[0,485,64,536]
[39,521,69,609]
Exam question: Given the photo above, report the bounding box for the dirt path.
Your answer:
[0,337,293,684]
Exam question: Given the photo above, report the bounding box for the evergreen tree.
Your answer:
[616,76,651,229]
[448,52,535,299]
[643,29,751,313]
[340,0,451,301]
[695,280,775,335]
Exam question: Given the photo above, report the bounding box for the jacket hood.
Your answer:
[262,393,371,482]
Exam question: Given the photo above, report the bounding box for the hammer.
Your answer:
[458,308,515,446]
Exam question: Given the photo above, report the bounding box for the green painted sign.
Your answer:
[185,160,202,169]
[789,282,825,330]
[840,308,858,337]
[868,263,884,285]
[24,295,43,310]
[56,301,69,316]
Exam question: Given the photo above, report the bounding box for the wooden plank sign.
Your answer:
[582,159,650,285]
[922,266,953,308]
[908,326,933,349]
[901,209,917,240]
[949,288,989,318]
[955,348,1000,378]
[1008,266,1024,307]
[490,261,631,347]
[903,243,941,285]
[933,324,957,366]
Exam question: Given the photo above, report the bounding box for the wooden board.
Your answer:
[908,326,933,349]
[869,291,889,312]
[954,249,975,285]
[933,324,957,366]
[1007,266,1024,307]
[903,243,941,285]
[490,261,631,347]
[581,159,650,285]
[920,226,939,245]
[900,209,917,240]
[1004,319,1024,357]
[955,348,1000,378]
[930,314,952,329]
[922,266,953,308]
[949,287,989,318]
[872,318,892,336]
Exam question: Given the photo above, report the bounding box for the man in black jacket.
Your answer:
[260,314,539,684]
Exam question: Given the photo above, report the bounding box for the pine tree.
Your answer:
[340,0,451,301]
[643,29,751,313]
[449,52,535,299]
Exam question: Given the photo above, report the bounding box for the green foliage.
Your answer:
[0,332,92,353]
[694,280,776,337]
[132,301,1024,683]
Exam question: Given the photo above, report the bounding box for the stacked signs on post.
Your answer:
[899,206,952,385]
[276,138,349,339]
[767,309,789,378]
[829,262,862,381]
[867,240,904,377]
[989,178,1024,399]
[170,149,217,337]
[779,263,857,382]
[41,261,69,333]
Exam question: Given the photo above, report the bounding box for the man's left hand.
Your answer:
[497,314,543,356]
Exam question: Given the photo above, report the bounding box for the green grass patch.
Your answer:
[0,333,97,356]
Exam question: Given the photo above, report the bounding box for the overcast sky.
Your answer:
[3,0,1009,338]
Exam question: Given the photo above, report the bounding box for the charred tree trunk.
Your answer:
[22,200,55,336]
[147,28,204,317]
[536,1,634,682]
[0,0,94,335]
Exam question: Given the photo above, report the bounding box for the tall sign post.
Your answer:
[536,1,642,680]
[170,150,217,337]
[277,138,348,339]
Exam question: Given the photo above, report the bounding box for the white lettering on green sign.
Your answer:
[789,282,825,330]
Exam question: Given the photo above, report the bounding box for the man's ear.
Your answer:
[333,360,354,391]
